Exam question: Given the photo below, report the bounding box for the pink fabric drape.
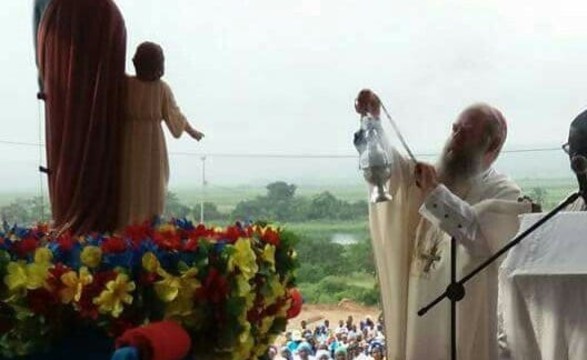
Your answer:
[38,0,127,234]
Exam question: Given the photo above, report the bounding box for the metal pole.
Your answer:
[451,236,457,360]
[200,156,206,224]
[37,93,46,222]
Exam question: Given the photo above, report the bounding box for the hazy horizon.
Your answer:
[1,0,586,193]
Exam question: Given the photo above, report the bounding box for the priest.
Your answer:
[358,89,534,360]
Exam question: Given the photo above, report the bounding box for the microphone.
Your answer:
[571,155,587,201]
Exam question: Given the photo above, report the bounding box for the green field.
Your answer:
[170,177,577,213]
[1,177,576,213]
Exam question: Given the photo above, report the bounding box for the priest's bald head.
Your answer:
[438,103,507,186]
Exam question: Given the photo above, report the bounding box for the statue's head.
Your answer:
[133,41,165,82]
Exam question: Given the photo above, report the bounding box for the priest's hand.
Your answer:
[415,162,439,195]
[355,89,381,118]
[518,195,542,213]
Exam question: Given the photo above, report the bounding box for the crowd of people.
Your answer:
[267,316,387,360]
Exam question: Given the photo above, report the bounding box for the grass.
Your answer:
[172,177,578,212]
[345,272,377,289]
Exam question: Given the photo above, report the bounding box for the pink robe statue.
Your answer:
[37,0,127,234]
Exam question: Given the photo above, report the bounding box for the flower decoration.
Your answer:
[0,219,299,359]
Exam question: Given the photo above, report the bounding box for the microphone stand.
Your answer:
[417,191,582,360]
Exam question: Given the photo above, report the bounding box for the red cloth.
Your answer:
[116,321,192,360]
[37,0,126,234]
[287,288,303,319]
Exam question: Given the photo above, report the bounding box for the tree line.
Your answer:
[165,181,369,224]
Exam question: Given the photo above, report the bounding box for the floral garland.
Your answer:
[0,219,299,359]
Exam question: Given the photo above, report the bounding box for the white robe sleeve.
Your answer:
[420,184,479,246]
[161,81,188,138]
[419,185,532,256]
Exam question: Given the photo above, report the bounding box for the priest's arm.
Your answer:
[419,182,533,256]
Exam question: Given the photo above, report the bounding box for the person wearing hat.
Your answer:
[288,330,303,353]
[334,346,347,360]
[280,346,294,360]
[315,349,332,360]
[358,89,536,360]
[295,341,314,360]
[367,341,385,360]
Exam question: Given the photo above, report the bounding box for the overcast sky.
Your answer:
[0,0,585,192]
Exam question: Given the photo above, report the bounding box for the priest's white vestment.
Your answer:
[368,147,531,360]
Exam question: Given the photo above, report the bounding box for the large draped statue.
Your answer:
[33,0,52,89]
[37,0,127,234]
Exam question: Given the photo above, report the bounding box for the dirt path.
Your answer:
[287,299,381,330]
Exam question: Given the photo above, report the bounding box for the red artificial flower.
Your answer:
[261,228,280,246]
[47,263,69,293]
[247,308,262,324]
[27,288,59,315]
[183,237,199,252]
[182,224,215,251]
[153,230,181,251]
[196,268,229,304]
[192,224,214,239]
[287,288,303,319]
[138,272,159,286]
[57,232,75,252]
[101,236,127,254]
[13,236,38,258]
[220,226,244,244]
[123,222,153,248]
[33,223,49,237]
[264,302,281,317]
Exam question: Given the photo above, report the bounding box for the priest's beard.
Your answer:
[437,142,486,193]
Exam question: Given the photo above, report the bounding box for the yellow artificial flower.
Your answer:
[158,224,176,233]
[34,248,53,264]
[154,272,181,302]
[154,268,201,318]
[4,262,27,293]
[235,328,255,360]
[259,315,275,335]
[93,273,135,318]
[235,275,252,297]
[4,260,50,293]
[142,252,160,273]
[264,276,286,306]
[80,246,102,268]
[154,268,199,303]
[227,238,258,279]
[261,244,276,271]
[276,298,290,319]
[59,267,93,303]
